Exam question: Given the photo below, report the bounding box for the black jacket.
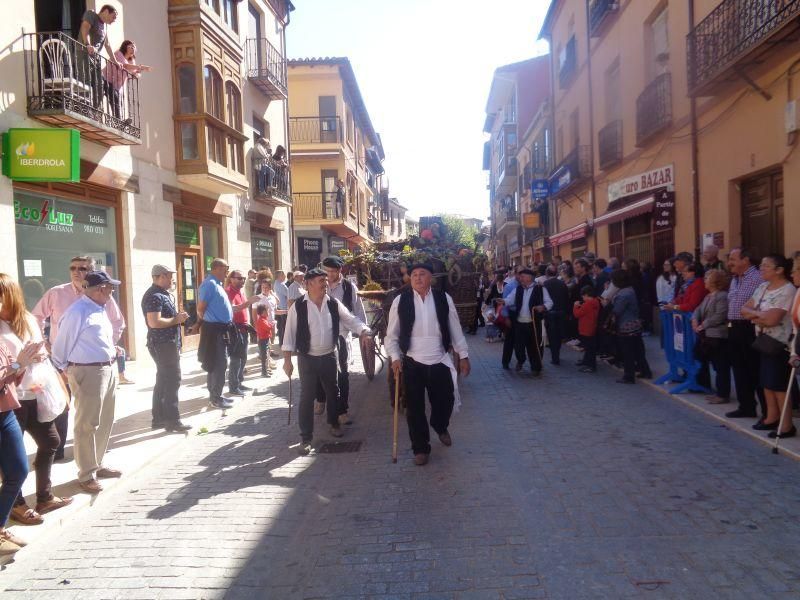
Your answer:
[542,277,569,313]
[198,321,235,372]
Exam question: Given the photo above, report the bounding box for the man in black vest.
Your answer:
[507,268,552,376]
[385,263,471,466]
[282,268,372,455]
[542,265,569,365]
[314,255,367,424]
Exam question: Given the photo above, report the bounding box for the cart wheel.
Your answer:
[361,336,376,380]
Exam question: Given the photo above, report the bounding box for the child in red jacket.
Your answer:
[255,305,274,377]
[573,285,600,372]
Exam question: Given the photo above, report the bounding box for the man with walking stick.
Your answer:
[506,268,552,377]
[281,268,371,456]
[385,263,471,466]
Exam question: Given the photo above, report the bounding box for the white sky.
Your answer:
[287,0,550,221]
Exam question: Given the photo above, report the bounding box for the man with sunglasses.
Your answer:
[32,256,125,460]
[225,270,260,397]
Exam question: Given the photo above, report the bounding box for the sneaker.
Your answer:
[227,390,245,397]
[239,384,253,391]
[211,398,234,409]
[297,442,312,456]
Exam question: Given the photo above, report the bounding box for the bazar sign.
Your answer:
[608,164,673,203]
[2,128,80,182]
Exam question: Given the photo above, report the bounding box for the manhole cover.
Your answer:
[318,441,363,453]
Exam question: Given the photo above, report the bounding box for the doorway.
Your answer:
[742,170,783,260]
[176,248,201,352]
[35,0,86,38]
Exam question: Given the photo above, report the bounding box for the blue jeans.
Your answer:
[0,409,29,527]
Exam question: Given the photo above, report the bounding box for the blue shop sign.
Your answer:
[531,179,549,200]
[549,163,574,196]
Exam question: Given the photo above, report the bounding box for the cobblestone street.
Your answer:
[4,338,800,599]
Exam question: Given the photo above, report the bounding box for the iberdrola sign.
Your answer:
[2,128,80,182]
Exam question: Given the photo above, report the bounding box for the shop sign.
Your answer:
[530,179,549,200]
[2,128,80,182]
[523,212,540,229]
[174,220,200,245]
[14,196,109,235]
[608,164,674,204]
[653,191,675,231]
[329,236,347,252]
[533,237,546,250]
[507,237,520,253]
[253,237,273,252]
[299,237,321,252]
[549,164,574,196]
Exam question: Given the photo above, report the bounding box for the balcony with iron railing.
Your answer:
[289,116,342,145]
[559,36,578,89]
[598,119,623,170]
[589,0,620,36]
[252,156,290,206]
[636,73,672,146]
[688,0,800,96]
[23,32,141,145]
[493,202,519,237]
[245,37,287,100]
[293,191,361,238]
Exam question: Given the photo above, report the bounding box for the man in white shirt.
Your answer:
[506,268,552,376]
[385,263,470,466]
[282,268,371,455]
[286,271,306,309]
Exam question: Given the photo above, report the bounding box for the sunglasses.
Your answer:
[70,266,89,272]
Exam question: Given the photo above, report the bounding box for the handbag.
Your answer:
[21,359,68,423]
[750,286,787,356]
[617,318,643,336]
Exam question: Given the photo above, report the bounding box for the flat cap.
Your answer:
[151,264,176,277]
[409,262,434,274]
[322,255,344,268]
[304,268,326,280]
[518,268,537,277]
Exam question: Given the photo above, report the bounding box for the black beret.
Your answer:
[409,262,434,274]
[518,268,536,277]
[322,255,344,268]
[305,267,326,280]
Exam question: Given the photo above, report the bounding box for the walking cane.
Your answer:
[392,369,400,463]
[287,372,293,426]
[772,366,798,455]
[532,314,544,368]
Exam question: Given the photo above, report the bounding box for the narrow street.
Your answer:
[3,339,800,600]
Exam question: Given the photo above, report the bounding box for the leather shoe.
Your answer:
[314,401,325,415]
[165,422,192,432]
[616,378,635,384]
[502,364,510,370]
[414,453,429,466]
[151,421,165,430]
[752,419,779,431]
[515,362,523,372]
[79,479,103,494]
[438,431,452,447]
[725,408,757,418]
[96,467,122,479]
[238,384,253,391]
[329,425,343,438]
[768,426,797,439]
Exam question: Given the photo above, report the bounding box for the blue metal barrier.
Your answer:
[654,309,712,394]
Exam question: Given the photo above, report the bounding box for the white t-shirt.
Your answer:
[751,281,797,344]
[253,292,278,322]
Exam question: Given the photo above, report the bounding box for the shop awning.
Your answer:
[549,222,588,247]
[593,195,655,228]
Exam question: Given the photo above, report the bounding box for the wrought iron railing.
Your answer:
[293,191,354,221]
[245,37,287,98]
[688,0,800,93]
[289,116,342,144]
[559,36,577,89]
[494,204,518,230]
[636,73,672,146]
[252,156,290,202]
[598,119,623,170]
[368,218,383,241]
[23,32,141,142]
[589,0,619,35]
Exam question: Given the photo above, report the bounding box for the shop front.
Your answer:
[14,183,121,310]
[548,222,589,260]
[329,236,347,256]
[297,236,322,268]
[251,233,277,271]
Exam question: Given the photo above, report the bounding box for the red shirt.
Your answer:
[255,316,273,341]
[573,297,600,337]
[674,278,708,313]
[225,286,248,325]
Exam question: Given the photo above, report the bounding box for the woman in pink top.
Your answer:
[103,40,152,121]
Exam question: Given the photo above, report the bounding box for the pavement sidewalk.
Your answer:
[7,345,279,550]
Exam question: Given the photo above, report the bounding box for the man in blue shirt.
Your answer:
[51,271,122,494]
[197,258,235,409]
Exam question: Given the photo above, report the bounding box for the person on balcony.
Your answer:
[254,137,274,194]
[334,179,345,218]
[80,4,121,110]
[272,145,288,193]
[103,40,151,122]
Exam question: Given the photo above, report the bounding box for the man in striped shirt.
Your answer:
[725,248,765,420]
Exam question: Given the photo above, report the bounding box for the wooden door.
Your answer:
[176,248,202,352]
[742,170,783,259]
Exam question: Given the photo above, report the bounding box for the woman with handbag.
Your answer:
[611,269,652,384]
[691,269,731,404]
[741,255,796,437]
[0,274,72,525]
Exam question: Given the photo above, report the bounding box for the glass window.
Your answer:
[251,234,276,271]
[223,0,238,32]
[201,225,220,274]
[203,66,223,119]
[180,122,199,160]
[225,82,242,130]
[207,124,226,166]
[177,64,196,113]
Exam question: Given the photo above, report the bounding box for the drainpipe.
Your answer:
[584,0,598,255]
[283,24,295,268]
[689,0,702,258]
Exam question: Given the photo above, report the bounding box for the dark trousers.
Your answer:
[514,320,543,373]
[258,339,270,373]
[403,357,454,455]
[148,341,182,426]
[472,300,485,330]
[13,400,59,505]
[728,321,765,415]
[0,410,28,527]
[298,353,339,441]
[276,314,287,345]
[502,320,522,366]
[580,335,597,369]
[207,334,229,402]
[228,329,248,392]
[545,312,564,364]
[619,335,651,381]
[54,405,69,458]
[315,337,350,415]
[708,338,732,399]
